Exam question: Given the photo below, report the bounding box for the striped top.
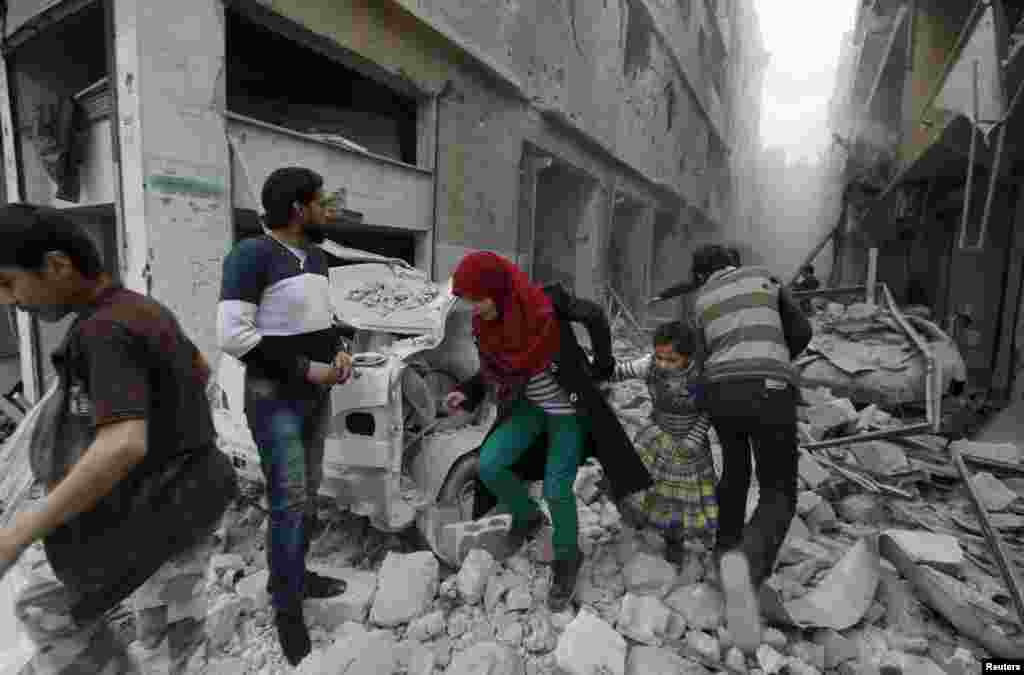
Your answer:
[524,367,577,415]
[612,355,712,448]
[693,265,796,386]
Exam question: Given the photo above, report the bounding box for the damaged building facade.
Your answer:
[0,0,767,404]
[827,0,1024,402]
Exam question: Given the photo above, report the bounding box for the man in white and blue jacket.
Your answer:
[217,167,353,666]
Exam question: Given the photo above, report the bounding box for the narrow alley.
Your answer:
[0,0,1022,674]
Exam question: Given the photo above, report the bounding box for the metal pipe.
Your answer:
[799,422,933,451]
[949,438,1024,626]
[975,118,1009,251]
[791,285,867,300]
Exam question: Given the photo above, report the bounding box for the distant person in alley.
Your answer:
[0,204,237,673]
[218,167,353,667]
[690,244,802,654]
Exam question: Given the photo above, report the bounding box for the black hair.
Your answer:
[0,203,103,278]
[261,167,324,229]
[691,244,735,285]
[653,320,698,356]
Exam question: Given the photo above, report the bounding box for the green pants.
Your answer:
[478,398,587,561]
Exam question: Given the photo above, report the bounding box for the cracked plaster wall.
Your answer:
[269,0,729,292]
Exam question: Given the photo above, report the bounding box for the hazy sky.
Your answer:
[754,0,859,163]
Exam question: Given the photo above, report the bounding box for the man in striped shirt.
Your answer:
[691,244,800,654]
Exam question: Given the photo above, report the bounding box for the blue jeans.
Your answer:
[244,376,329,611]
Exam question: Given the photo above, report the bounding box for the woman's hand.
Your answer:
[445,391,468,413]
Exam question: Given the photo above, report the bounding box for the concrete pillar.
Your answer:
[110,0,232,363]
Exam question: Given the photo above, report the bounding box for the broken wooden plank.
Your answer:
[948,438,1024,628]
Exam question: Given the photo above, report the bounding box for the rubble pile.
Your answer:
[344,280,440,316]
[5,327,1022,675]
[796,302,967,408]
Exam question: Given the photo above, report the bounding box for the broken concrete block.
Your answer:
[574,464,604,503]
[786,515,812,543]
[524,613,558,654]
[762,627,788,649]
[878,650,946,675]
[686,630,721,662]
[756,645,787,675]
[798,453,831,489]
[856,405,893,431]
[406,610,447,642]
[803,399,858,440]
[446,642,523,675]
[971,472,1019,512]
[616,593,671,645]
[786,658,822,675]
[457,549,497,605]
[797,491,824,515]
[883,631,928,655]
[813,630,859,669]
[555,609,627,675]
[665,611,687,641]
[664,583,724,630]
[234,570,270,611]
[321,630,397,673]
[950,440,1022,465]
[402,641,435,675]
[205,595,245,650]
[622,552,678,597]
[303,568,377,629]
[725,647,748,673]
[627,646,709,675]
[837,494,886,525]
[806,500,839,532]
[209,553,245,575]
[880,530,964,576]
[850,441,910,475]
[370,551,439,627]
[493,614,523,647]
[790,642,826,671]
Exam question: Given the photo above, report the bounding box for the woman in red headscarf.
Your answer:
[446,252,652,611]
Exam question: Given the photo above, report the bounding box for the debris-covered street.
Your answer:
[2,316,1009,675]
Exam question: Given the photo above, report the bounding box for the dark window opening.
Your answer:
[226,9,419,165]
[624,0,653,79]
[346,412,376,436]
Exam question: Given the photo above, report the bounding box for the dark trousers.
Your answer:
[244,377,329,612]
[705,377,799,587]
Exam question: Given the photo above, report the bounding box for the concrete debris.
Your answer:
[206,595,246,650]
[369,551,438,627]
[457,549,497,605]
[951,440,1022,464]
[406,609,447,641]
[755,645,787,675]
[234,570,270,611]
[344,279,440,315]
[446,642,523,675]
[616,593,671,645]
[622,552,678,597]
[664,583,724,630]
[555,609,628,675]
[971,472,1019,511]
[627,646,710,675]
[725,647,748,673]
[837,493,887,525]
[879,530,964,576]
[686,630,721,662]
[802,399,858,440]
[790,642,826,671]
[849,441,911,475]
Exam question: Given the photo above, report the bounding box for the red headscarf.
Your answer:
[451,252,561,385]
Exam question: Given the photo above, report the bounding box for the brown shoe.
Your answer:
[719,552,762,654]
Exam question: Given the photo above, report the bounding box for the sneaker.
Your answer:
[304,570,347,599]
[274,607,311,667]
[548,551,583,612]
[719,551,762,654]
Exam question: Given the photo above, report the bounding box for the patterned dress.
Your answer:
[612,355,717,543]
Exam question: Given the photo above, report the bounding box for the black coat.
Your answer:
[456,283,653,518]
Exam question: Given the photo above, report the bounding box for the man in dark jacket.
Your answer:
[691,244,801,655]
[0,204,237,673]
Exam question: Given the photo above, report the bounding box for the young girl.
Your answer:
[611,320,717,565]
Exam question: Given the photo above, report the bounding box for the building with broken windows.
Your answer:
[0,0,766,405]
[827,0,1024,401]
